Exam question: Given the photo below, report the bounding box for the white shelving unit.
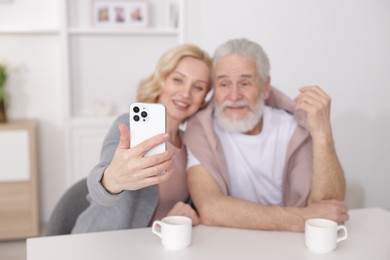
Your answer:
[67,27,178,35]
[0,0,187,187]
[61,0,185,117]
[61,0,186,184]
[0,28,59,35]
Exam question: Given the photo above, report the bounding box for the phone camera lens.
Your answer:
[133,106,140,113]
[141,111,147,118]
[133,115,140,122]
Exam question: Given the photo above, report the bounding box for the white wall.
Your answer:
[0,0,389,226]
[186,0,390,210]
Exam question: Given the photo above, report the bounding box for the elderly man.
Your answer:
[184,38,348,232]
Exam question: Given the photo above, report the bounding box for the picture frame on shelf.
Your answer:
[92,0,149,28]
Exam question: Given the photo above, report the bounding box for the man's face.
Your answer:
[213,54,269,133]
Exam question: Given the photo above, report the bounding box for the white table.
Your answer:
[27,208,390,260]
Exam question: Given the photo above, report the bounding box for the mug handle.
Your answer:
[337,225,348,243]
[152,221,163,238]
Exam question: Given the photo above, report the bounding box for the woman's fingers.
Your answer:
[139,149,174,169]
[102,131,173,192]
[124,168,174,190]
[129,133,169,157]
[129,154,174,180]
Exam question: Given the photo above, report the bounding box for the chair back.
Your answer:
[45,178,89,236]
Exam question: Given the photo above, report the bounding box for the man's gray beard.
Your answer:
[214,98,265,133]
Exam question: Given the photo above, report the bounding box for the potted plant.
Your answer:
[0,63,7,123]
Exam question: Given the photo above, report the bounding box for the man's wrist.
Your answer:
[311,130,335,147]
[278,206,306,232]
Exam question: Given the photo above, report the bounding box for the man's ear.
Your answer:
[262,77,271,100]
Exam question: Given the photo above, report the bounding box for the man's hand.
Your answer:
[303,199,349,224]
[294,86,332,141]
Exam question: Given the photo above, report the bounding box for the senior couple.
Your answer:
[70,38,348,234]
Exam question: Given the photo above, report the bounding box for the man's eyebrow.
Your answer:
[216,75,228,81]
[240,74,253,79]
[216,74,253,80]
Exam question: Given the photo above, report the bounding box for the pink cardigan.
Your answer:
[183,87,313,207]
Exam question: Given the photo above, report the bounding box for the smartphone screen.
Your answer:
[129,102,166,157]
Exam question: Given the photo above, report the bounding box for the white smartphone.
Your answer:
[129,102,167,157]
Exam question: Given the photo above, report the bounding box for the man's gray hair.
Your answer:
[213,38,270,83]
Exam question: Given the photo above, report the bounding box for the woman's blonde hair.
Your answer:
[136,44,212,104]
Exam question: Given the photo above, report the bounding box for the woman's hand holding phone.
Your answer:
[101,123,173,194]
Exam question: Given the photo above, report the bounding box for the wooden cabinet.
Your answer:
[0,120,39,240]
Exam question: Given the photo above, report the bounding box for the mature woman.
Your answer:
[71,44,211,233]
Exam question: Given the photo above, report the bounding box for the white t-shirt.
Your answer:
[187,106,297,205]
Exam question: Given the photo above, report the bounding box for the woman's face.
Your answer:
[158,57,210,123]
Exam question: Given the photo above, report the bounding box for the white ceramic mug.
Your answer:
[305,218,348,253]
[152,216,192,250]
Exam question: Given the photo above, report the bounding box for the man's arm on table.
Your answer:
[188,165,348,232]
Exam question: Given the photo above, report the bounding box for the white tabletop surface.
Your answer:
[27,207,390,260]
